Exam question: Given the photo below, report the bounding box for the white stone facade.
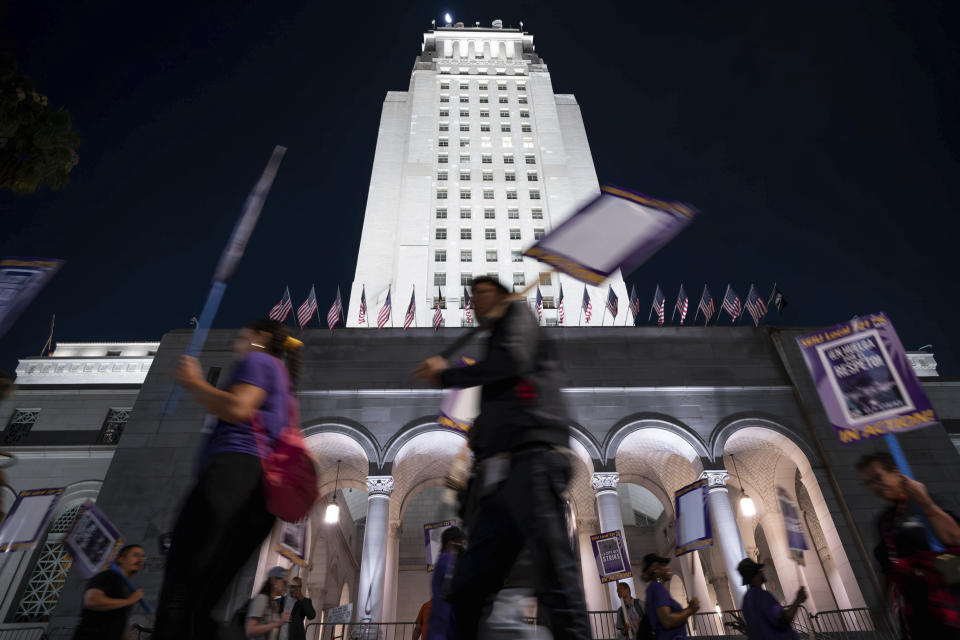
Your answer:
[347,25,628,328]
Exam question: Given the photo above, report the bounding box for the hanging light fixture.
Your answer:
[731,454,756,517]
[324,460,341,524]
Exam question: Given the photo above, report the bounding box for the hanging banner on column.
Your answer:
[326,603,353,624]
[590,530,632,583]
[277,518,308,565]
[675,479,712,556]
[437,357,479,434]
[0,487,64,552]
[0,257,64,339]
[776,488,808,565]
[63,501,124,578]
[796,312,938,444]
[424,519,457,571]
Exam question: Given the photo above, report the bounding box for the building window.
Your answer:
[436,228,447,240]
[513,273,525,286]
[498,83,507,91]
[479,95,489,104]
[461,228,472,240]
[483,189,494,200]
[486,250,498,262]
[461,272,473,286]
[520,110,529,118]
[480,110,490,118]
[438,154,448,164]
[436,208,448,219]
[480,123,490,132]
[440,95,450,103]
[506,189,517,200]
[505,171,516,182]
[460,95,469,104]
[530,190,541,200]
[508,208,519,219]
[460,153,470,163]
[435,250,447,262]
[484,208,496,219]
[542,296,556,309]
[510,228,521,240]
[517,83,526,91]
[539,273,552,286]
[97,408,131,445]
[3,409,39,444]
[434,296,447,310]
[435,273,447,286]
[481,136,492,148]
[460,189,471,200]
[460,208,472,219]
[461,249,472,262]
[460,109,469,117]
[440,82,450,90]
[483,171,493,181]
[512,250,523,262]
[521,124,532,133]
[518,96,528,104]
[482,154,492,164]
[501,124,511,133]
[439,122,449,132]
[460,138,470,147]
[13,504,84,622]
[484,228,497,240]
[440,109,449,117]
[531,208,543,219]
[437,189,448,199]
[504,154,514,164]
[527,171,538,181]
[460,171,471,181]
[500,110,510,118]
[479,83,488,90]
[534,228,545,239]
[525,154,536,164]
[437,171,448,181]
[499,96,508,104]
[439,137,449,147]
[460,82,469,90]
[460,123,470,132]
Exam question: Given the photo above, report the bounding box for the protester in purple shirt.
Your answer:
[641,554,699,640]
[737,559,807,640]
[427,526,466,640]
[152,319,302,640]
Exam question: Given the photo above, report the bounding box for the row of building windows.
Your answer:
[430,294,557,309]
[436,246,551,262]
[434,228,545,240]
[438,137,535,149]
[436,189,541,200]
[437,153,536,165]
[439,122,533,133]
[437,68,526,76]
[435,207,543,220]
[437,171,538,182]
[439,109,530,118]
[432,272,554,288]
[2,407,131,445]
[439,95,527,105]
[440,81,526,92]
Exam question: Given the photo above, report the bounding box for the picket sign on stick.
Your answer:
[162,145,287,415]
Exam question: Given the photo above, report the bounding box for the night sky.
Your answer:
[1,1,958,375]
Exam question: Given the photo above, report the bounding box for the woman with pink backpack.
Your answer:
[152,319,317,640]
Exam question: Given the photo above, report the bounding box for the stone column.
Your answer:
[380,522,401,622]
[677,551,712,611]
[576,517,608,612]
[356,476,394,622]
[591,472,635,605]
[702,470,748,606]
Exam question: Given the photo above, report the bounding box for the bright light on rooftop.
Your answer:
[444,13,452,24]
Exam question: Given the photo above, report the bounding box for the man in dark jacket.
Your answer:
[282,577,316,640]
[414,276,590,640]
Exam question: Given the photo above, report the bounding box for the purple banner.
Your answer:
[591,530,632,583]
[675,479,712,556]
[424,520,457,571]
[63,501,124,578]
[776,488,808,565]
[796,312,937,444]
[0,488,64,552]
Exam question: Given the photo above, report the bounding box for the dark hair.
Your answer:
[855,451,897,473]
[256,578,282,614]
[117,544,143,558]
[470,276,510,295]
[616,581,631,594]
[245,318,300,384]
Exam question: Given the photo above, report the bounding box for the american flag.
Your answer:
[269,287,293,323]
[326,287,343,330]
[358,286,368,325]
[404,287,416,330]
[557,284,565,325]
[377,286,392,329]
[297,286,318,328]
[744,284,768,327]
[536,286,543,323]
[462,286,472,324]
[650,285,665,326]
[674,284,689,325]
[696,285,715,325]
[721,285,741,323]
[628,284,640,323]
[581,286,592,324]
[605,286,619,320]
[432,290,444,331]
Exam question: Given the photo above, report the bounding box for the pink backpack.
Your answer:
[251,361,319,522]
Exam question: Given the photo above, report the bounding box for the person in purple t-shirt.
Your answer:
[152,319,301,640]
[737,559,806,640]
[641,554,699,640]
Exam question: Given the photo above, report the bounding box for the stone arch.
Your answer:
[603,413,709,466]
[709,413,816,463]
[302,418,381,468]
[388,428,466,523]
[568,422,602,464]
[381,418,464,469]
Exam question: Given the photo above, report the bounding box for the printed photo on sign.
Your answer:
[424,520,457,571]
[64,502,123,579]
[816,330,912,424]
[276,519,308,565]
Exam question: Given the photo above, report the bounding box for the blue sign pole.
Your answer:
[883,433,944,552]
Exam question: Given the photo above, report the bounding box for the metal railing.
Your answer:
[305,621,416,640]
[810,607,898,640]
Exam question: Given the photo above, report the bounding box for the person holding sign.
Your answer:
[737,559,806,640]
[73,544,146,640]
[640,554,699,640]
[856,452,960,639]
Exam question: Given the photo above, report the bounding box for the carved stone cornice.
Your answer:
[591,472,620,493]
[366,476,395,496]
[700,469,730,490]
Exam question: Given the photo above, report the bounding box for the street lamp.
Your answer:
[324,460,341,524]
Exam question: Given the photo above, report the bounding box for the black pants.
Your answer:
[448,448,591,640]
[153,453,275,640]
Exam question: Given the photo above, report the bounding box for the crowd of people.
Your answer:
[65,277,959,639]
